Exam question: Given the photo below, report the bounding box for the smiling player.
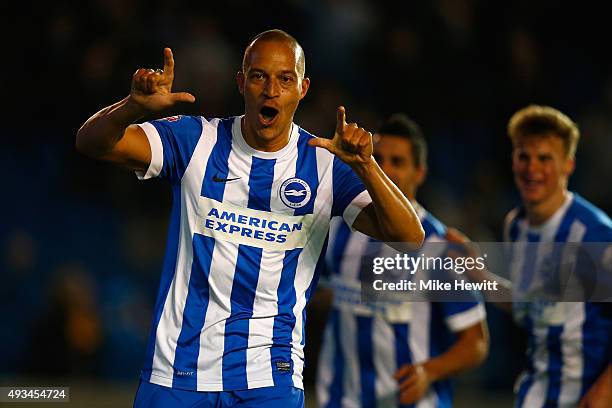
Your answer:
[76,29,424,408]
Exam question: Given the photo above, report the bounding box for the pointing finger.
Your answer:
[336,106,346,135]
[308,137,333,152]
[171,92,196,103]
[163,47,175,78]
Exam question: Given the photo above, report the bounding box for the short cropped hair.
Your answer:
[507,105,580,158]
[377,113,427,168]
[243,29,306,77]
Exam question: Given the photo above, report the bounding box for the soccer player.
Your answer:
[75,30,424,407]
[316,114,489,408]
[449,105,612,407]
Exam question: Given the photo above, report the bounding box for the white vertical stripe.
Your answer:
[560,220,587,300]
[245,152,299,388]
[340,232,371,281]
[409,302,429,364]
[340,310,361,408]
[410,302,438,408]
[558,302,585,406]
[150,118,215,387]
[372,313,398,404]
[522,373,548,408]
[196,141,251,390]
[290,148,334,388]
[316,320,336,407]
[522,324,549,407]
[510,221,529,295]
[557,221,586,406]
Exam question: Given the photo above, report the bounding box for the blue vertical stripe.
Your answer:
[222,156,276,389]
[357,316,375,408]
[507,210,522,262]
[580,303,611,397]
[508,210,522,241]
[429,304,454,408]
[542,206,573,404]
[518,233,540,292]
[544,326,563,405]
[142,184,182,380]
[330,222,352,275]
[516,315,535,407]
[393,323,414,408]
[171,118,233,388]
[271,247,299,386]
[325,310,344,408]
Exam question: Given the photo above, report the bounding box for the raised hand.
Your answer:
[129,48,195,112]
[308,106,373,167]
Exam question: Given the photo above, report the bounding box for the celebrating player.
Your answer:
[316,114,489,408]
[448,105,612,407]
[76,29,424,407]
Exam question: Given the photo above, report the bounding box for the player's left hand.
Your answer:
[395,363,432,404]
[308,106,373,168]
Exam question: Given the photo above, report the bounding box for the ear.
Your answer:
[564,157,575,176]
[236,71,245,95]
[415,165,427,187]
[299,77,310,100]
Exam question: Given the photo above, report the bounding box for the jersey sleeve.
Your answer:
[331,156,372,227]
[135,115,203,184]
[442,302,487,332]
[580,222,612,300]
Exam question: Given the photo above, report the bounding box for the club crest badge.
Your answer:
[279,178,312,209]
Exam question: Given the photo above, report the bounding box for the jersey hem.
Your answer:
[343,190,372,229]
[142,372,304,392]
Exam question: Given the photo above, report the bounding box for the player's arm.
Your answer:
[395,320,489,404]
[76,48,195,170]
[309,107,424,247]
[579,363,612,408]
[445,227,514,313]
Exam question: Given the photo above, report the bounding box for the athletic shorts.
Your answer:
[133,380,304,408]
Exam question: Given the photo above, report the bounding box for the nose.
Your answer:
[526,157,540,174]
[263,78,280,98]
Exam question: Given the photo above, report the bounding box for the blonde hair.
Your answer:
[508,105,580,158]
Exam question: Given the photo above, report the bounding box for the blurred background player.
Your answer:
[316,114,489,408]
[449,105,612,407]
[75,29,423,407]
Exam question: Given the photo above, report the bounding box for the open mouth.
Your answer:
[521,178,543,188]
[259,106,279,126]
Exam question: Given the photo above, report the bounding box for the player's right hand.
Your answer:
[129,48,195,112]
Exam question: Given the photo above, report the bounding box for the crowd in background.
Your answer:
[2,0,611,396]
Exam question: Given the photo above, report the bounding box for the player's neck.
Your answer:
[525,189,570,226]
[241,117,291,152]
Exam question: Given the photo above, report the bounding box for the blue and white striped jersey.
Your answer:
[507,193,612,407]
[135,115,372,391]
[317,204,486,408]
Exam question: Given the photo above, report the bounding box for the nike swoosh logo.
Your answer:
[212,175,241,183]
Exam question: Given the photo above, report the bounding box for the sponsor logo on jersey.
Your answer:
[194,197,315,250]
